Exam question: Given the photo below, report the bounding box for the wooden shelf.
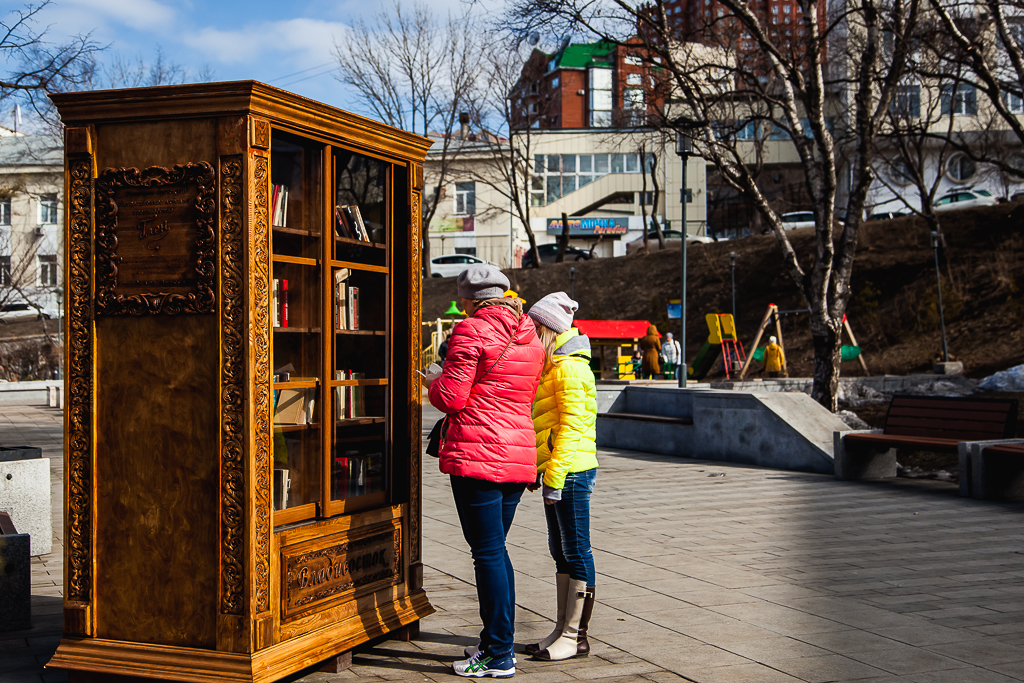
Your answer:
[273,254,318,266]
[274,327,321,334]
[333,435,383,444]
[273,422,321,433]
[335,417,385,427]
[330,259,389,274]
[335,235,386,250]
[330,378,388,387]
[334,329,386,336]
[274,225,319,237]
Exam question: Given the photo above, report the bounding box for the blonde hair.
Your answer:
[535,323,560,361]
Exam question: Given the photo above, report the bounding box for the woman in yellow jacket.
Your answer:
[525,292,598,662]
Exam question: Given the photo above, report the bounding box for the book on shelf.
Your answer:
[272,184,290,227]
[332,270,360,331]
[340,205,370,242]
[350,205,370,242]
[274,388,314,425]
[272,278,280,328]
[334,370,366,419]
[273,279,290,328]
[334,205,352,239]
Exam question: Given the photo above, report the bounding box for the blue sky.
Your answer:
[20,0,486,120]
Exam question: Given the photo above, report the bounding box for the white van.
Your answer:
[780,211,816,230]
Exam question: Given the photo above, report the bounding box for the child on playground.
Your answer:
[524,292,599,662]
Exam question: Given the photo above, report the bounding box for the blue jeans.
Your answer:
[450,475,526,659]
[545,468,596,585]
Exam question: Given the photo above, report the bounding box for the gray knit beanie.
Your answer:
[528,292,578,333]
[457,264,510,300]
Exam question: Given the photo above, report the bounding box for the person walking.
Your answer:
[764,335,785,378]
[426,264,545,678]
[639,324,661,380]
[524,292,599,662]
[661,332,681,379]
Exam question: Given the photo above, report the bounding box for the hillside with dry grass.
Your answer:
[424,203,1024,380]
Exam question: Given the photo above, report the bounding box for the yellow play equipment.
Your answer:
[688,313,746,381]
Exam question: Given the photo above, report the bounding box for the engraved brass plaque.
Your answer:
[95,162,216,315]
[282,521,402,620]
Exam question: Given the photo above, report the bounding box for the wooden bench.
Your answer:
[834,395,1018,480]
[959,440,1024,501]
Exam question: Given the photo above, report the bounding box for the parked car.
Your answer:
[780,211,816,229]
[933,188,998,212]
[428,254,493,278]
[0,303,56,323]
[868,210,907,221]
[521,243,594,268]
[624,230,714,255]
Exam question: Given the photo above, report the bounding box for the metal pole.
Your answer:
[729,252,736,322]
[679,156,688,388]
[570,267,576,300]
[931,231,949,362]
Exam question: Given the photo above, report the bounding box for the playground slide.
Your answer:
[688,341,721,381]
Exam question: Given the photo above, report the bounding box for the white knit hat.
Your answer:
[528,292,579,333]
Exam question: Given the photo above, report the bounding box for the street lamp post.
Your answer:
[569,266,576,300]
[55,287,63,380]
[729,252,737,322]
[930,231,949,363]
[676,130,691,388]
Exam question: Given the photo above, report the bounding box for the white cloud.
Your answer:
[183,18,349,68]
[62,0,177,31]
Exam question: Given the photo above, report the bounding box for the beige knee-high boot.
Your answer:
[534,579,589,661]
[525,573,571,656]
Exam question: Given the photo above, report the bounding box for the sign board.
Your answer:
[546,216,630,236]
[281,520,402,620]
[667,299,681,319]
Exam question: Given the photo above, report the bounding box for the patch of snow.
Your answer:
[977,364,1024,392]
[837,410,871,430]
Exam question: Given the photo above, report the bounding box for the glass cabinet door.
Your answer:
[271,130,323,524]
[327,149,391,515]
[270,130,394,524]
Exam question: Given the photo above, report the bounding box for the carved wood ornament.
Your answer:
[219,155,246,616]
[66,154,94,605]
[251,153,272,614]
[95,162,217,315]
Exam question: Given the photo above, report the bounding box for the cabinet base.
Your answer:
[49,591,433,683]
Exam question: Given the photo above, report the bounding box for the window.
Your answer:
[39,254,57,286]
[529,152,642,205]
[39,194,57,224]
[940,84,977,116]
[454,182,475,215]
[624,88,645,110]
[590,67,613,127]
[639,191,657,206]
[888,158,914,185]
[1003,91,1024,114]
[0,198,9,226]
[0,256,9,286]
[893,85,921,118]
[551,77,559,87]
[783,4,791,11]
[946,155,976,181]
[772,5,779,12]
[626,73,642,85]
[454,247,477,256]
[624,55,642,66]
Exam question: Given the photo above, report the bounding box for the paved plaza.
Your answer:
[3,402,1024,682]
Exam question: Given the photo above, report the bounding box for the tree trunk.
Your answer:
[650,153,665,248]
[809,322,843,412]
[555,212,570,263]
[640,147,650,253]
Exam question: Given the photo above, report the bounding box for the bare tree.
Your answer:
[457,45,554,269]
[334,1,484,275]
[2,1,102,129]
[505,0,922,410]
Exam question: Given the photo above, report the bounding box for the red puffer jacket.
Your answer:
[428,302,545,483]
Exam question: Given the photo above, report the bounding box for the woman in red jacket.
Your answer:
[427,264,545,678]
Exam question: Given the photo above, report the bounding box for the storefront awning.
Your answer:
[574,320,660,341]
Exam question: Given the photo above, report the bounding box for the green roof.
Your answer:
[556,40,617,69]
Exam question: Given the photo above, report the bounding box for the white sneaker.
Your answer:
[464,643,517,665]
[452,651,515,678]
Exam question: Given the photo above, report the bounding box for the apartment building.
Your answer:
[0,128,63,314]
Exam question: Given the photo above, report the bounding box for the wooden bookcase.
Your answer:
[48,82,433,682]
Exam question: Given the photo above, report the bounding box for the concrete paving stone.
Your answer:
[640,643,753,672]
[717,636,833,664]
[708,603,849,636]
[986,659,1024,681]
[766,654,890,683]
[642,607,743,632]
[602,595,696,614]
[669,589,760,608]
[928,616,999,629]
[904,668,1023,683]
[564,662,665,680]
[910,606,1003,620]
[683,663,804,683]
[970,622,1024,636]
[867,623,987,647]
[844,644,972,676]
[924,638,1024,666]
[671,621,783,646]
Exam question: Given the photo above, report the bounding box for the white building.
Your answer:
[0,128,64,315]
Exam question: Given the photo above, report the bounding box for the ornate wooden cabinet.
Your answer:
[48,82,433,682]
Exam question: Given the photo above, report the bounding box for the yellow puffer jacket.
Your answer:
[533,328,599,490]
